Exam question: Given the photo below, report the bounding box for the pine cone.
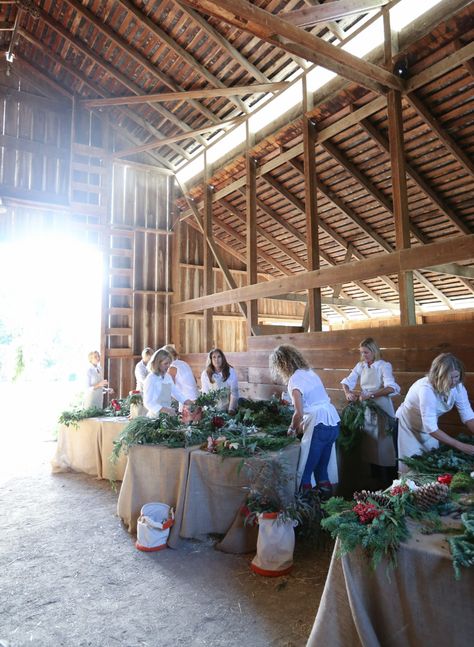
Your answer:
[412,482,449,510]
[353,490,391,507]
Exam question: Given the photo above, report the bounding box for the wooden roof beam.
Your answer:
[81,84,290,109]
[406,91,474,179]
[61,0,234,125]
[23,13,195,160]
[300,1,346,42]
[171,234,474,314]
[181,0,404,94]
[18,31,175,170]
[115,0,249,116]
[281,0,389,27]
[174,1,270,83]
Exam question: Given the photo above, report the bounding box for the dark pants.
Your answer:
[301,422,340,488]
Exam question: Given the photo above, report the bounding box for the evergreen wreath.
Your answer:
[338,400,397,452]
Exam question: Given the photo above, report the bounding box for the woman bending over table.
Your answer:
[84,350,112,409]
[269,344,340,494]
[143,349,193,418]
[200,348,239,415]
[161,344,198,405]
[397,353,474,473]
[341,337,400,482]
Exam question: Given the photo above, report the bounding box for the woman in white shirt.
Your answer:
[143,349,192,418]
[341,338,400,477]
[135,347,153,392]
[269,344,340,493]
[84,350,112,409]
[200,348,239,414]
[397,353,474,473]
[161,345,198,403]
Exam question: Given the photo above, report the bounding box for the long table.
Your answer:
[117,443,301,553]
[306,520,474,646]
[51,417,128,481]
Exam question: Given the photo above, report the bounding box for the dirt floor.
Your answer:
[0,429,332,647]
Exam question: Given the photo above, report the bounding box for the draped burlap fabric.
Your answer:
[51,417,128,481]
[306,521,474,647]
[51,419,102,477]
[180,444,301,553]
[116,444,196,548]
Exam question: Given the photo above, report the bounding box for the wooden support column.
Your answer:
[203,153,214,351]
[165,174,174,343]
[385,11,415,326]
[303,76,322,332]
[246,126,258,336]
[170,191,182,349]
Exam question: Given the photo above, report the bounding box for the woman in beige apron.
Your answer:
[341,337,400,482]
[143,349,192,418]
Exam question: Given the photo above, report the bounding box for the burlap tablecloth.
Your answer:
[97,417,128,481]
[51,417,128,480]
[51,419,102,476]
[306,521,474,647]
[116,444,196,547]
[180,443,301,553]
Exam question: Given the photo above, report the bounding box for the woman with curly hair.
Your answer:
[397,353,474,473]
[200,348,239,414]
[269,344,340,493]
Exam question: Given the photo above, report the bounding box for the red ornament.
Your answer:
[212,416,225,429]
[111,399,121,411]
[437,474,453,485]
[353,502,382,524]
[390,484,409,496]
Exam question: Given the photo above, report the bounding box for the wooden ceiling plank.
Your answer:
[18,31,175,170]
[22,15,193,161]
[406,40,474,93]
[116,0,248,115]
[174,1,270,83]
[61,0,228,126]
[180,0,403,93]
[280,0,390,28]
[406,91,474,178]
[360,116,470,235]
[171,234,474,314]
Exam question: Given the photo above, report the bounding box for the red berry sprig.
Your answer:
[353,502,382,524]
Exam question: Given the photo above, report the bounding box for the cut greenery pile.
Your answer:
[111,393,296,461]
[322,437,474,578]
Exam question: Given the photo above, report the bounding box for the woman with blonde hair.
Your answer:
[341,337,400,481]
[269,344,340,494]
[161,344,198,404]
[397,353,474,473]
[84,350,112,409]
[143,349,192,418]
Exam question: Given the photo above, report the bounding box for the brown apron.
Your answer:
[360,365,396,467]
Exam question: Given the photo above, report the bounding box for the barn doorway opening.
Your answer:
[0,234,103,480]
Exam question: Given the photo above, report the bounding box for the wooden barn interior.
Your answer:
[1,0,473,435]
[1,2,474,645]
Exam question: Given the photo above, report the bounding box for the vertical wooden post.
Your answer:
[203,152,214,352]
[246,124,258,337]
[303,75,322,332]
[170,179,182,349]
[385,12,416,326]
[165,175,174,343]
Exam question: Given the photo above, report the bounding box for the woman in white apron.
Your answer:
[397,353,474,473]
[269,345,340,495]
[200,348,239,414]
[341,338,400,482]
[83,350,111,409]
[161,345,198,406]
[143,349,192,418]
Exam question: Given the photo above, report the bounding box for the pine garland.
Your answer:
[448,511,474,579]
[338,400,396,452]
[58,407,106,428]
[400,438,474,475]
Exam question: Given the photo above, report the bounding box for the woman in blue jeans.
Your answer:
[269,345,340,493]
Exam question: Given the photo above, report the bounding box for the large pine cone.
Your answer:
[412,482,449,510]
[353,490,391,507]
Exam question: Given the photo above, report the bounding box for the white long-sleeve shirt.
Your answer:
[288,369,340,426]
[84,363,104,409]
[341,359,400,396]
[143,372,186,417]
[135,360,149,392]
[171,359,198,401]
[200,367,240,411]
